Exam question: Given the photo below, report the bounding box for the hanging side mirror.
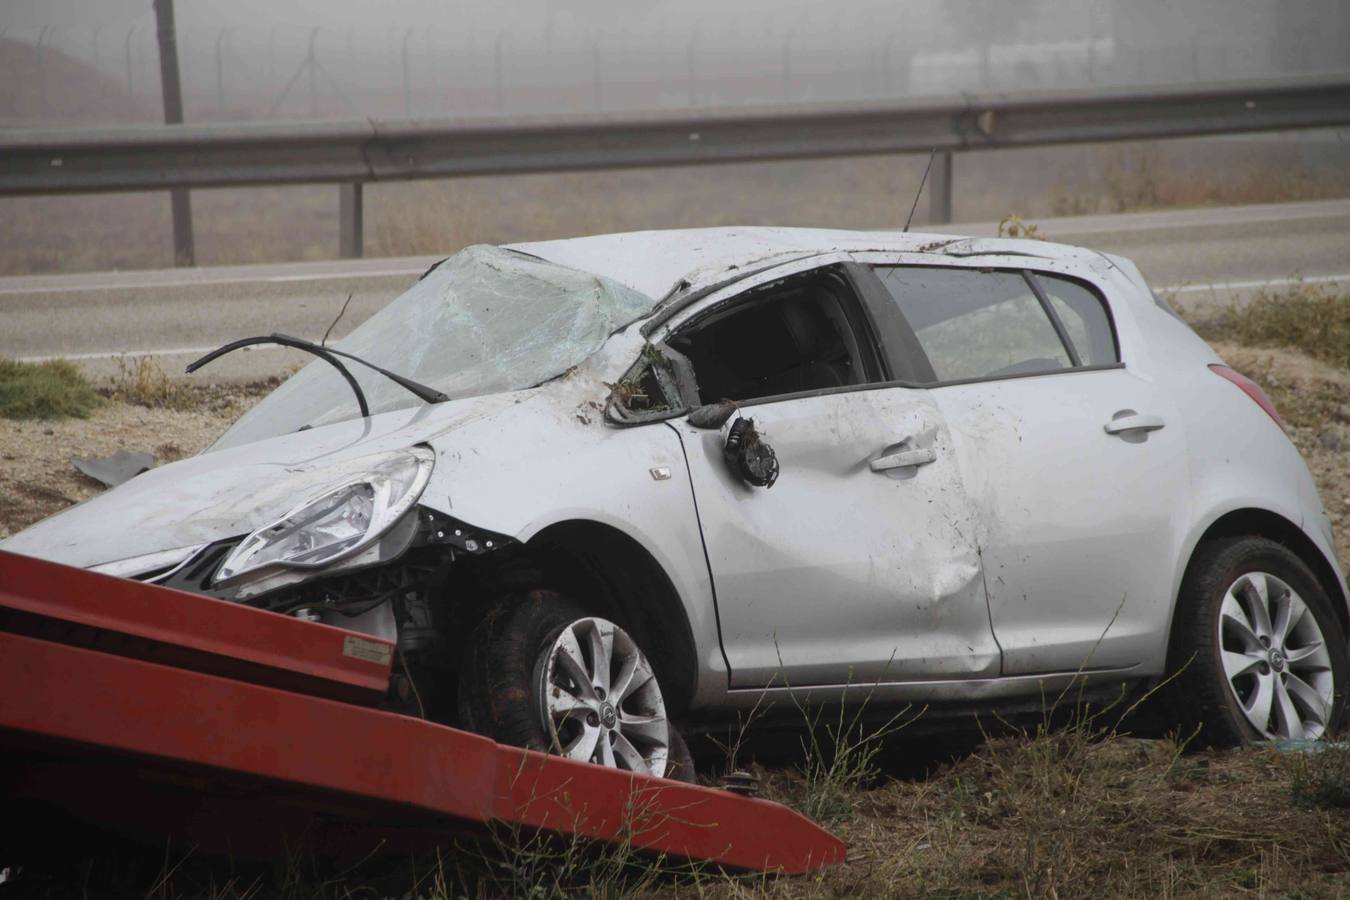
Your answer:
[722,417,779,488]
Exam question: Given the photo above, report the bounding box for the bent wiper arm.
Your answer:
[271,333,450,405]
[187,335,371,417]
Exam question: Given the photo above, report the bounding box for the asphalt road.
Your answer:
[2,199,1347,382]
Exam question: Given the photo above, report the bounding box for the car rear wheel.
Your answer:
[458,590,695,781]
[1164,536,1348,746]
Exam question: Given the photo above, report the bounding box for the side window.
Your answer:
[1034,274,1120,366]
[874,267,1069,382]
[873,267,1118,384]
[667,267,884,404]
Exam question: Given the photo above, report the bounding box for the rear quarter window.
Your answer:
[1034,274,1119,366]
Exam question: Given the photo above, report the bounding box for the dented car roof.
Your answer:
[508,226,1101,302]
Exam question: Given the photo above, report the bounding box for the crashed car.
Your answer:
[5,228,1346,779]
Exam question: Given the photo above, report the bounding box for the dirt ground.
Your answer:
[0,387,253,539]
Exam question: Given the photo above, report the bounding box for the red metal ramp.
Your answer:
[0,550,845,874]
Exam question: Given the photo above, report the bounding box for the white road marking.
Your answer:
[0,265,430,296]
[1161,273,1350,295]
[20,344,266,363]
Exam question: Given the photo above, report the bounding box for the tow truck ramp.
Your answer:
[0,551,845,874]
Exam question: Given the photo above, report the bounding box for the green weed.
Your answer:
[1290,742,1350,810]
[0,356,102,420]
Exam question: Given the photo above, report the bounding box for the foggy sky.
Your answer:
[0,0,1118,42]
[3,1,1344,125]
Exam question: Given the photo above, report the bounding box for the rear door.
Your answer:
[856,256,1190,675]
[652,258,1001,688]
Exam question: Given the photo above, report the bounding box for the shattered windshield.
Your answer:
[211,245,657,451]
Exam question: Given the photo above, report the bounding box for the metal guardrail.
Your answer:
[3,74,1348,259]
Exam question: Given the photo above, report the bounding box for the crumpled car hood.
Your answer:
[0,392,511,570]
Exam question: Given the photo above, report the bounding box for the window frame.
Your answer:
[626,254,904,412]
[1028,269,1122,366]
[666,262,889,403]
[609,253,1128,425]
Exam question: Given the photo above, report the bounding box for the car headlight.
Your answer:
[214,446,434,585]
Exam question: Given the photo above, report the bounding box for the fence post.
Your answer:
[308,28,320,118]
[494,32,505,114]
[152,0,195,267]
[339,183,364,259]
[928,150,953,225]
[592,35,602,111]
[401,27,415,117]
[215,28,231,109]
[37,26,52,111]
[124,26,137,115]
[687,26,699,106]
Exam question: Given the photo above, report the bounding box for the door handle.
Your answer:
[1103,411,1165,435]
[870,447,936,472]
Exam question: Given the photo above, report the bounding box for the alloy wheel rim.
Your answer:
[1218,571,1334,740]
[535,617,670,776]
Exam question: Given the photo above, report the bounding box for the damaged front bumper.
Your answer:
[88,507,514,651]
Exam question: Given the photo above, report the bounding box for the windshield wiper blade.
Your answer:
[186,333,449,416]
[273,333,450,404]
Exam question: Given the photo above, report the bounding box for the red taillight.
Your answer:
[1209,364,1287,432]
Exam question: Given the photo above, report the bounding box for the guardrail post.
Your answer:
[928,150,953,225]
[339,183,364,258]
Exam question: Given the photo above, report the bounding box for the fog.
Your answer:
[2,0,1346,125]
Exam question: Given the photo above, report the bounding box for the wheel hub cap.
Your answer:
[535,616,670,776]
[1217,571,1334,741]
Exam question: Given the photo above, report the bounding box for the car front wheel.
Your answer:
[458,590,695,781]
[1165,536,1348,746]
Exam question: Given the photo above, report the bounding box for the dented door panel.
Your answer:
[933,366,1190,676]
[675,388,1000,688]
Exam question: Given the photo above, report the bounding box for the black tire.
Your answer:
[664,726,696,784]
[458,588,697,782]
[1162,536,1348,747]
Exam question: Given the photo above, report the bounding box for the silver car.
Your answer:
[4,227,1346,779]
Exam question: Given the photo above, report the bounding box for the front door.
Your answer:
[658,260,1000,688]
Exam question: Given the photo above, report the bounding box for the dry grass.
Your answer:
[1197,282,1350,371]
[996,214,1045,240]
[108,355,200,410]
[32,724,1347,899]
[1054,142,1350,216]
[713,729,1349,899]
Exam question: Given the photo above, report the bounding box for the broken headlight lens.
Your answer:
[214,446,434,585]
